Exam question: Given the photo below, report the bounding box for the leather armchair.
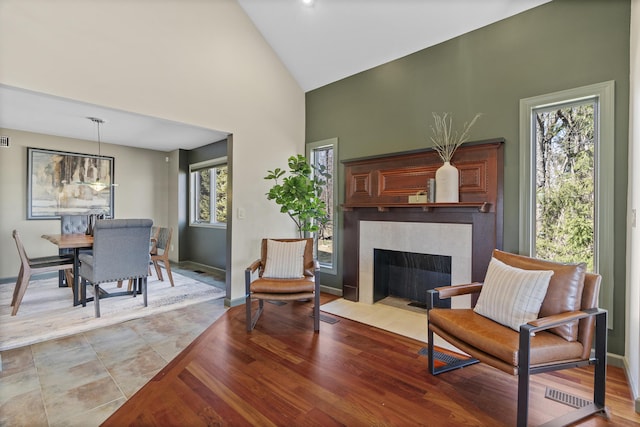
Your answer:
[427,250,608,427]
[245,238,320,332]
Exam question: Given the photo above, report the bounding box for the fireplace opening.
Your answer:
[373,249,451,309]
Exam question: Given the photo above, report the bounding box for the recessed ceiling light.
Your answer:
[301,0,315,7]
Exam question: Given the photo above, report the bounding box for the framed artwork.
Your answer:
[27,147,114,219]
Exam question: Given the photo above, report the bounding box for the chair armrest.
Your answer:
[522,307,606,334]
[246,259,262,274]
[434,282,483,299]
[314,259,320,271]
[427,283,483,310]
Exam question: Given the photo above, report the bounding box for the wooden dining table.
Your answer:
[42,233,93,306]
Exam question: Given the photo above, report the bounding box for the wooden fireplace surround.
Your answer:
[341,139,504,301]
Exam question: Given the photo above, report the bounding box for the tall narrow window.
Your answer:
[534,101,595,270]
[190,157,227,227]
[307,138,338,274]
[520,81,614,325]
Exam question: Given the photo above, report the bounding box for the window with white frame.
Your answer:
[519,81,614,325]
[190,157,227,227]
[307,138,338,274]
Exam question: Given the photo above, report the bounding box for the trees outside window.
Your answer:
[307,138,338,273]
[520,81,614,325]
[190,159,227,226]
[534,103,595,270]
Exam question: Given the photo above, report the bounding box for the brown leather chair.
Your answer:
[427,249,608,427]
[245,238,320,332]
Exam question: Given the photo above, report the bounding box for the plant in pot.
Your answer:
[264,154,331,238]
[429,112,482,203]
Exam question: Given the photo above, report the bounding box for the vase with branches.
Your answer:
[429,112,482,202]
[265,154,331,238]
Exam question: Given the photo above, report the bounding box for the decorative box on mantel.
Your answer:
[340,139,504,302]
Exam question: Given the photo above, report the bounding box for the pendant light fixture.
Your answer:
[87,116,108,192]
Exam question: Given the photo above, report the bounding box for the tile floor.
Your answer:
[0,264,227,427]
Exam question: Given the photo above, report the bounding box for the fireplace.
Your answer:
[359,221,472,309]
[341,140,504,302]
[374,249,451,308]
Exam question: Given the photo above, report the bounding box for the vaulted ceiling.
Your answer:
[0,0,550,151]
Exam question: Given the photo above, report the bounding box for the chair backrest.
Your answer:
[90,219,153,282]
[260,238,315,277]
[61,215,89,234]
[492,249,587,342]
[12,230,30,268]
[578,272,601,359]
[155,227,172,252]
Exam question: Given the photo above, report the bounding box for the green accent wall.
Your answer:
[305,0,630,355]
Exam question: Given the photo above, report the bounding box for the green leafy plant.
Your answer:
[265,154,331,238]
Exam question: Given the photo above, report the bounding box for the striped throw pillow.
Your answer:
[473,257,554,331]
[262,239,306,279]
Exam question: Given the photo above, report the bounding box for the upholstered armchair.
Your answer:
[245,238,320,332]
[426,249,608,427]
[79,219,153,317]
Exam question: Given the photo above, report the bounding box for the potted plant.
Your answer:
[429,112,482,202]
[265,154,331,238]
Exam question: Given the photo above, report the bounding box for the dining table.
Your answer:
[41,233,93,306]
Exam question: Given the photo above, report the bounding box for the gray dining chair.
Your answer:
[59,214,91,287]
[79,218,153,317]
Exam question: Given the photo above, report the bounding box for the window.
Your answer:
[190,157,227,227]
[520,81,614,325]
[307,138,338,274]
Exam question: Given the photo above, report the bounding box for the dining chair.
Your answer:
[151,227,174,287]
[11,230,75,316]
[58,214,91,287]
[79,218,153,317]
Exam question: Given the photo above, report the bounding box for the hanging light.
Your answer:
[87,117,108,192]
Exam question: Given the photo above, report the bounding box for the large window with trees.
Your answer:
[520,81,614,325]
[189,157,227,227]
[307,138,338,274]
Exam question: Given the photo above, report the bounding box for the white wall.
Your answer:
[0,0,304,304]
[627,0,640,410]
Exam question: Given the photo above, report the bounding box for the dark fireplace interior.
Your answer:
[374,249,451,308]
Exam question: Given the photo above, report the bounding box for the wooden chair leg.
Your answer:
[65,269,74,292]
[154,260,163,281]
[11,265,25,308]
[11,271,31,316]
[163,259,175,286]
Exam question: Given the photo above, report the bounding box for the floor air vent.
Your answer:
[544,387,592,409]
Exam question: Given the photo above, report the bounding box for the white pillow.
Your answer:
[473,257,554,331]
[262,239,306,279]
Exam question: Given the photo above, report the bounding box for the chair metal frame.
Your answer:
[427,277,609,427]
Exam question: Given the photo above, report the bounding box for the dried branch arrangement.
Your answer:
[430,112,482,162]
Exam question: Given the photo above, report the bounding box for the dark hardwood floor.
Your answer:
[102,294,639,426]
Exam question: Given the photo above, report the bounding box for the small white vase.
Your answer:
[435,161,459,203]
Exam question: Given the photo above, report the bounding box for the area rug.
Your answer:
[0,271,225,351]
[320,298,464,354]
[320,298,427,343]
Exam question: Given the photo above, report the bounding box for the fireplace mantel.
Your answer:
[341,139,504,301]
